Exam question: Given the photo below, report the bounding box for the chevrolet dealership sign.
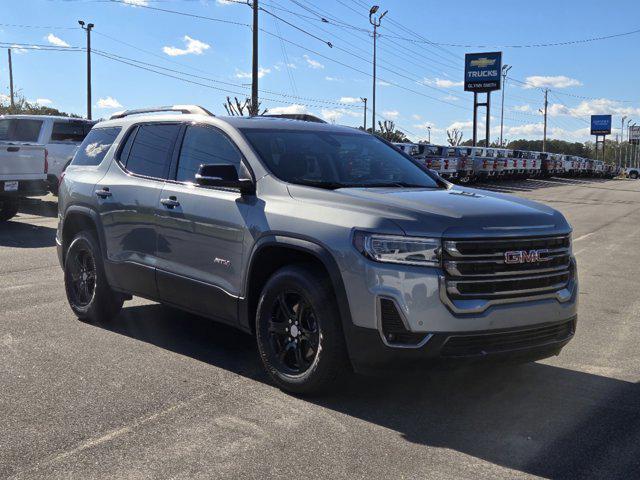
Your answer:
[464,52,502,92]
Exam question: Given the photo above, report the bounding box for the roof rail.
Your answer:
[109,105,214,120]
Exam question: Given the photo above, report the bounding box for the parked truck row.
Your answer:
[393,143,622,183]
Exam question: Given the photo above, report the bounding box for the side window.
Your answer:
[71,127,121,166]
[51,121,90,143]
[125,123,180,179]
[176,125,244,183]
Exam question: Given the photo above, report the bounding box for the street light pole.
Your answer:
[427,126,431,144]
[369,5,387,134]
[499,64,511,147]
[78,20,94,120]
[542,89,549,153]
[360,97,367,131]
[626,119,633,168]
[251,0,259,115]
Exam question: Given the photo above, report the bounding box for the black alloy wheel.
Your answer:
[268,291,320,375]
[67,246,97,307]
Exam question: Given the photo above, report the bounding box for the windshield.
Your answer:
[0,119,43,142]
[241,129,440,189]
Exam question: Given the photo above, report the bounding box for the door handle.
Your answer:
[95,188,112,198]
[7,146,20,152]
[160,196,180,208]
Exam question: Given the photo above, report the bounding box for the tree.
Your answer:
[223,96,266,116]
[373,120,408,143]
[446,128,463,146]
[0,90,80,117]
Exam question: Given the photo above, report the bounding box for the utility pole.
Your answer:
[499,64,511,146]
[620,115,627,167]
[369,5,387,133]
[251,0,258,115]
[360,97,367,130]
[78,20,94,120]
[542,89,549,152]
[427,126,431,143]
[7,48,14,108]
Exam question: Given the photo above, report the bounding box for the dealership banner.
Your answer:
[590,115,612,135]
[464,52,502,92]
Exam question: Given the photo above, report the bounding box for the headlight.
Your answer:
[353,232,441,266]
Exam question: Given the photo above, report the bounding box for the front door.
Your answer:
[155,124,252,324]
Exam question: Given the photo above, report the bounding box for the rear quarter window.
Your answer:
[51,121,93,143]
[0,119,43,142]
[71,127,121,166]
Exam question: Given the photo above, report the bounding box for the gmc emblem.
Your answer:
[504,249,550,264]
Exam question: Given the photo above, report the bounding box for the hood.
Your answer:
[287,184,570,238]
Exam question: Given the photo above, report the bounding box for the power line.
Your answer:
[423,26,640,48]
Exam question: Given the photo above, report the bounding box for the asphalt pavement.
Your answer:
[1,177,639,479]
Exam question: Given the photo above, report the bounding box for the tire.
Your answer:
[0,196,19,222]
[64,231,123,324]
[48,176,59,196]
[255,264,350,395]
[630,171,639,180]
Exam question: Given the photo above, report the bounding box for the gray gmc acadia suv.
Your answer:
[56,106,578,394]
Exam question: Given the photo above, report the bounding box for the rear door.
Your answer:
[155,123,253,324]
[0,118,46,178]
[95,122,181,299]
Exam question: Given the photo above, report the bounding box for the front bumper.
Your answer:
[347,316,576,374]
[340,252,578,372]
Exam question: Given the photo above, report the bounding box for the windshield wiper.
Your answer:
[293,179,349,190]
[358,182,433,188]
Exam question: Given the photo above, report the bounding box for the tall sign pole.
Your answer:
[591,114,612,161]
[464,52,502,147]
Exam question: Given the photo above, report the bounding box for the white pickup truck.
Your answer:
[0,117,50,221]
[0,115,95,196]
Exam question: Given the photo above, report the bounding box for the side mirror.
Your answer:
[195,164,255,195]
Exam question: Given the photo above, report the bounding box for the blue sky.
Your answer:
[1,0,639,145]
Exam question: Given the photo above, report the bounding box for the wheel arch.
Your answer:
[61,206,106,265]
[240,236,354,341]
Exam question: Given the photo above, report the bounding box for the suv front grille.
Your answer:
[443,234,572,301]
[440,320,575,357]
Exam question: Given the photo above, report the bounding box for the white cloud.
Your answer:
[325,76,342,82]
[96,96,123,109]
[447,121,475,131]
[303,55,324,69]
[412,114,422,121]
[545,98,640,118]
[522,75,582,89]
[273,62,296,71]
[46,33,69,48]
[320,109,344,123]
[163,36,210,56]
[122,0,148,5]
[267,104,307,115]
[413,121,436,130]
[382,110,399,119]
[504,123,546,136]
[376,80,391,87]
[10,44,28,54]
[31,98,53,105]
[235,67,271,79]
[339,96,361,104]
[422,77,463,88]
[442,94,460,101]
[513,104,532,112]
[216,0,234,5]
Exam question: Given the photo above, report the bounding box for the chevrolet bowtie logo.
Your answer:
[470,57,496,68]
